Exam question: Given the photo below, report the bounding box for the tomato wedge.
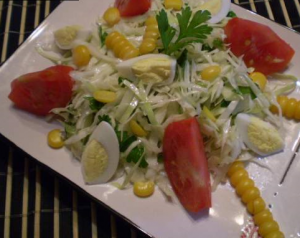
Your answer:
[115,0,151,17]
[225,18,295,75]
[8,65,74,116]
[163,117,211,213]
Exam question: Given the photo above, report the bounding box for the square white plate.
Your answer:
[0,1,300,237]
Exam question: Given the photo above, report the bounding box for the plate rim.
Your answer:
[0,2,299,237]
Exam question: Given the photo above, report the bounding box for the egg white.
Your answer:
[81,121,120,184]
[235,113,284,157]
[116,54,177,85]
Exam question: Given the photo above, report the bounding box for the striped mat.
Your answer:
[0,1,299,238]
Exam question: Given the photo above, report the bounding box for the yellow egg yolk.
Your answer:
[82,139,108,183]
[54,26,78,48]
[247,118,283,154]
[132,58,172,83]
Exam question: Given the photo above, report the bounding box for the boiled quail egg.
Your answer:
[116,54,177,85]
[235,113,284,157]
[81,121,120,184]
[54,25,90,50]
[196,0,231,24]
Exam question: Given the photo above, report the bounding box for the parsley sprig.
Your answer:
[156,6,213,55]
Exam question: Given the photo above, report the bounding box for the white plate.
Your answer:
[0,1,300,237]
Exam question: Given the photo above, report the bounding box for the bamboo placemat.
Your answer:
[0,1,299,238]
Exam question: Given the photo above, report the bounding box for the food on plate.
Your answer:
[133,181,155,197]
[54,25,90,50]
[116,54,177,84]
[115,0,151,17]
[225,17,295,75]
[235,113,284,156]
[103,7,121,26]
[271,95,300,119]
[249,72,267,91]
[72,45,91,67]
[228,162,284,237]
[8,65,74,116]
[81,121,120,184]
[47,129,64,149]
[139,16,160,55]
[8,0,298,231]
[164,0,183,10]
[163,117,211,212]
[105,31,140,59]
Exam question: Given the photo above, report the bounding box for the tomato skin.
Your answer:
[8,65,74,116]
[115,0,151,17]
[225,18,295,75]
[163,117,211,213]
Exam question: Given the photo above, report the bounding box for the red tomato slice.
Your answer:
[163,117,211,213]
[8,65,74,116]
[115,0,151,17]
[225,18,295,75]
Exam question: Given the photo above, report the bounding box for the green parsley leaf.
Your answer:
[84,96,104,111]
[227,11,237,18]
[156,9,176,51]
[99,26,108,47]
[157,7,212,55]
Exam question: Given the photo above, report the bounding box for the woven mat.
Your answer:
[0,1,299,238]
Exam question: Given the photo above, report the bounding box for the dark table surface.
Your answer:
[0,1,299,238]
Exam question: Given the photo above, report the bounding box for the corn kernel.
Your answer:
[258,220,280,237]
[164,0,183,10]
[203,106,216,122]
[72,45,91,67]
[254,209,273,226]
[103,7,121,26]
[201,65,221,81]
[250,72,267,91]
[130,120,148,137]
[48,129,64,149]
[134,181,155,197]
[93,90,117,103]
[247,197,266,215]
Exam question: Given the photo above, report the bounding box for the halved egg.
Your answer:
[235,113,284,157]
[54,25,90,50]
[196,0,231,24]
[81,121,120,184]
[116,54,177,85]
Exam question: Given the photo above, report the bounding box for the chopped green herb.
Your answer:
[98,115,111,125]
[202,44,213,51]
[220,100,230,108]
[84,96,104,111]
[99,26,108,47]
[156,7,212,55]
[127,146,148,168]
[227,11,237,18]
[213,38,224,49]
[157,153,164,163]
[64,122,76,138]
[234,87,256,99]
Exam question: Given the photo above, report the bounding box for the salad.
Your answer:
[8,0,297,236]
